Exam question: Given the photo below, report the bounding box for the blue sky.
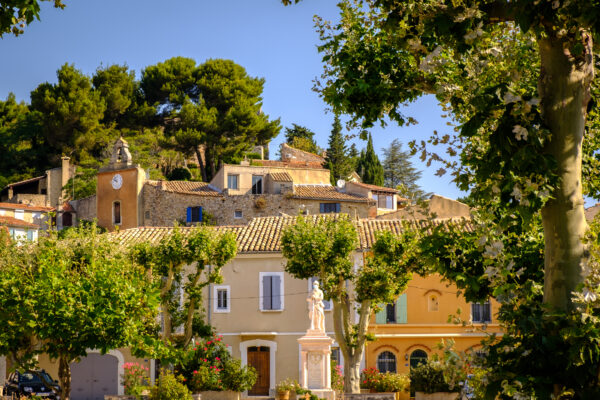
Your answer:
[0,0,463,200]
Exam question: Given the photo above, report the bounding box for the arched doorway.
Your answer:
[409,350,428,397]
[70,353,119,400]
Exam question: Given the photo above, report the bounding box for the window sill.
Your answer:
[214,309,230,313]
[260,309,284,313]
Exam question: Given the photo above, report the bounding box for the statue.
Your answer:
[307,280,325,332]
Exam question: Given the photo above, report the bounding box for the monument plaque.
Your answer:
[298,281,335,400]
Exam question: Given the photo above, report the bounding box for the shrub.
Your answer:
[122,362,150,395]
[331,361,344,393]
[150,372,192,400]
[175,335,257,392]
[276,378,298,393]
[360,367,381,390]
[374,372,410,393]
[409,361,451,393]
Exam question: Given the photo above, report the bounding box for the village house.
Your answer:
[0,202,54,241]
[74,138,407,230]
[10,215,498,400]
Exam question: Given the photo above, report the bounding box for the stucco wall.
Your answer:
[97,167,144,231]
[72,195,97,222]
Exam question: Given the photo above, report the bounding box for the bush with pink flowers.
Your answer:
[175,335,257,393]
[122,362,150,396]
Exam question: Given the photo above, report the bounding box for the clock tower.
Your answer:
[96,137,146,231]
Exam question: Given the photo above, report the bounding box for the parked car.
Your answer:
[3,370,60,399]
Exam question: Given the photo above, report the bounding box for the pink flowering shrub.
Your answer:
[122,362,150,395]
[175,335,257,392]
[331,361,344,394]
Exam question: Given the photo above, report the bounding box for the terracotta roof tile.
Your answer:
[293,185,372,203]
[0,202,54,212]
[252,160,325,169]
[269,172,293,182]
[0,216,38,229]
[112,215,473,254]
[146,181,222,197]
[348,181,400,194]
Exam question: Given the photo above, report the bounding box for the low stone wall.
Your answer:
[344,393,396,400]
[195,390,240,400]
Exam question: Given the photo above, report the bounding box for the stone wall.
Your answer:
[280,143,325,164]
[9,194,48,206]
[142,184,371,226]
[72,195,97,222]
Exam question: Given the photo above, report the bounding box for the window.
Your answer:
[471,302,492,323]
[14,210,24,220]
[234,210,243,219]
[410,350,428,369]
[375,293,407,324]
[228,174,239,190]
[186,206,203,223]
[260,272,283,311]
[252,175,263,194]
[309,277,332,310]
[377,351,397,373]
[26,230,33,241]
[331,347,341,365]
[0,209,4,216]
[386,195,394,209]
[113,201,121,225]
[386,303,396,323]
[320,203,341,213]
[214,285,230,313]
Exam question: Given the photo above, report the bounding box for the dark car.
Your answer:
[3,370,60,399]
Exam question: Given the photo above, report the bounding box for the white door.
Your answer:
[70,353,118,400]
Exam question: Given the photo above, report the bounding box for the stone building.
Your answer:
[84,138,405,230]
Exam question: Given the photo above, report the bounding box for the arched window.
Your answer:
[376,351,397,373]
[409,349,428,369]
[113,201,121,225]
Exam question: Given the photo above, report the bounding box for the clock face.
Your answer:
[111,174,123,190]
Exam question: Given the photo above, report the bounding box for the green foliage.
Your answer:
[175,335,256,392]
[281,217,413,393]
[0,223,160,400]
[132,226,237,352]
[382,139,429,201]
[357,133,384,186]
[150,372,192,400]
[409,361,451,394]
[167,167,192,181]
[325,115,353,185]
[285,124,321,154]
[360,368,410,393]
[122,362,150,396]
[92,64,137,125]
[276,378,298,392]
[331,361,344,393]
[0,0,65,37]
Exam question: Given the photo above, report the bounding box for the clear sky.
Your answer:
[0,0,463,200]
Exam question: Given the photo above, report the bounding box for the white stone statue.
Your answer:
[307,280,325,332]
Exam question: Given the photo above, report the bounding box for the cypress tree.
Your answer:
[382,138,429,200]
[325,115,352,185]
[357,133,384,186]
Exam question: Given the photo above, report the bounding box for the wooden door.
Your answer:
[247,346,270,396]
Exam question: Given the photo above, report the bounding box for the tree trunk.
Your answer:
[195,146,208,182]
[58,354,72,400]
[538,32,594,312]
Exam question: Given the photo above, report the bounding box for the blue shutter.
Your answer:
[396,293,407,324]
[272,275,282,310]
[26,230,33,241]
[336,203,341,213]
[320,203,325,213]
[263,275,272,310]
[198,206,203,222]
[186,207,192,223]
[375,304,386,324]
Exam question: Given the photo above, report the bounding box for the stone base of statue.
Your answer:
[297,333,335,400]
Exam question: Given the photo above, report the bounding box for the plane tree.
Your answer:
[0,0,65,37]
[0,224,159,400]
[281,216,414,393]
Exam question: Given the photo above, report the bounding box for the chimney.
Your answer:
[61,156,71,201]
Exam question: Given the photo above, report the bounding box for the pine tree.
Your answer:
[284,124,321,154]
[357,133,384,186]
[382,139,429,201]
[325,115,352,185]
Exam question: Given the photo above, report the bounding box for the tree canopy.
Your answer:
[281,216,413,393]
[0,224,159,400]
[0,0,64,37]
[382,139,429,201]
[284,123,321,154]
[357,133,384,186]
[325,115,353,185]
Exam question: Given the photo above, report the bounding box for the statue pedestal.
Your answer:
[297,334,335,400]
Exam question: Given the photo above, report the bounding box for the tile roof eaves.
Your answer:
[292,195,369,203]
